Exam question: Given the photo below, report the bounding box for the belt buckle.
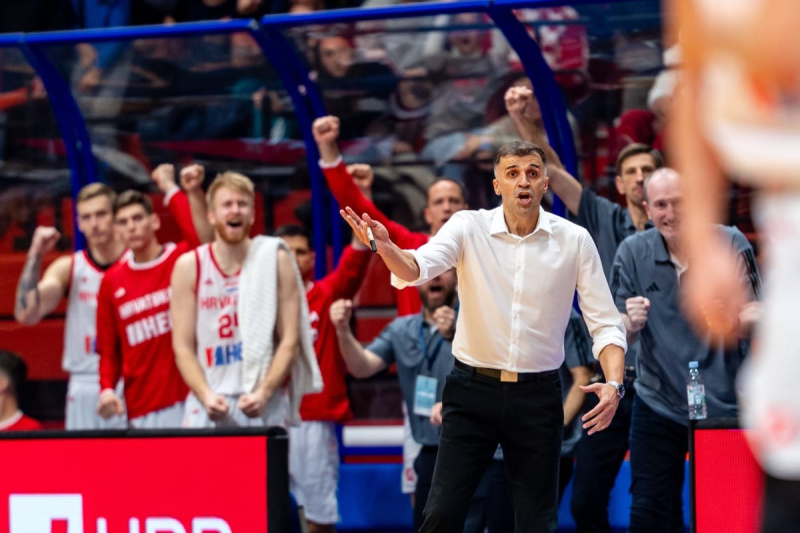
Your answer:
[500,370,518,383]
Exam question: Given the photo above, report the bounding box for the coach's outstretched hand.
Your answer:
[340,207,390,253]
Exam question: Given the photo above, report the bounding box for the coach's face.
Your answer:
[115,204,159,252]
[493,153,548,219]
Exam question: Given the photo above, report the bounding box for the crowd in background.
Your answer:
[0,1,760,532]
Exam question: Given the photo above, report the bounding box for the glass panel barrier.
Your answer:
[0,46,72,253]
[38,30,316,241]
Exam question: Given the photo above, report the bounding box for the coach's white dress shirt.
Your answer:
[392,206,626,372]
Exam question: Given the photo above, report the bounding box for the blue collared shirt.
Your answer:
[367,312,455,446]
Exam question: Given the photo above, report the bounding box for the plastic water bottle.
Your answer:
[687,361,707,420]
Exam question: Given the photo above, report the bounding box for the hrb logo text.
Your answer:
[9,495,232,533]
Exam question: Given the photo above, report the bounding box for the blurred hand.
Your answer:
[682,243,748,344]
[238,390,269,418]
[76,43,98,68]
[430,402,443,427]
[30,226,60,256]
[78,66,101,94]
[151,164,177,194]
[237,0,263,16]
[505,86,538,123]
[330,298,353,330]
[432,306,456,340]
[97,389,124,419]
[347,163,374,198]
[312,116,341,146]
[625,296,650,333]
[202,393,230,421]
[179,164,205,192]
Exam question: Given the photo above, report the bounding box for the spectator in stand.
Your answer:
[330,269,459,533]
[96,164,213,428]
[313,114,467,316]
[420,13,508,172]
[611,168,760,532]
[274,224,371,533]
[611,45,679,166]
[313,33,398,140]
[0,351,41,432]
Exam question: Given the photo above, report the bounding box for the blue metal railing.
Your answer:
[0,0,649,269]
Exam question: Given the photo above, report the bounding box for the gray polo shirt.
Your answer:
[610,226,761,426]
[367,312,455,446]
[577,187,653,280]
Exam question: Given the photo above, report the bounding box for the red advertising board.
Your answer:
[692,423,764,533]
[0,430,288,533]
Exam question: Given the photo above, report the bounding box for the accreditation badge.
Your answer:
[413,375,438,416]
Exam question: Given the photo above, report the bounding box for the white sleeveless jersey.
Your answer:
[195,244,244,396]
[63,251,106,375]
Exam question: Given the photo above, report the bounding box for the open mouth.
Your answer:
[517,191,532,205]
[427,284,444,296]
[226,220,243,229]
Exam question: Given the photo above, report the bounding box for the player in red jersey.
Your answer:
[96,164,212,428]
[313,115,467,317]
[0,350,41,432]
[313,114,468,504]
[275,224,370,533]
[171,171,304,430]
[14,183,127,430]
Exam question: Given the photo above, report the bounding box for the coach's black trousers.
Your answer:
[420,364,563,533]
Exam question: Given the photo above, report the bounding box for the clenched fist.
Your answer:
[151,163,177,194]
[30,226,61,256]
[330,298,354,330]
[625,296,650,333]
[179,164,205,192]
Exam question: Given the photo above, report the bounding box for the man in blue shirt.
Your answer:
[611,168,761,532]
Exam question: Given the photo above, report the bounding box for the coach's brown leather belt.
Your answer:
[454,359,559,383]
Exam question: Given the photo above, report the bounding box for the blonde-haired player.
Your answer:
[14,182,127,430]
[675,0,800,529]
[171,171,303,427]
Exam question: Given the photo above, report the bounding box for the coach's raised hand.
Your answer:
[339,207,421,283]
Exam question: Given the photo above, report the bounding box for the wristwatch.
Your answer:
[606,380,626,399]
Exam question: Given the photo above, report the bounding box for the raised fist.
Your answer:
[151,164,177,194]
[180,164,205,192]
[312,116,341,145]
[330,298,353,329]
[30,226,60,256]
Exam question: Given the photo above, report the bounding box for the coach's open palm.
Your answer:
[339,207,390,251]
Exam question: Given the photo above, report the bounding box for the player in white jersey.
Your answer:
[171,171,303,429]
[14,183,127,430]
[675,0,800,530]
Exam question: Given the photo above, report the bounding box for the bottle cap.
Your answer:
[688,361,699,369]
